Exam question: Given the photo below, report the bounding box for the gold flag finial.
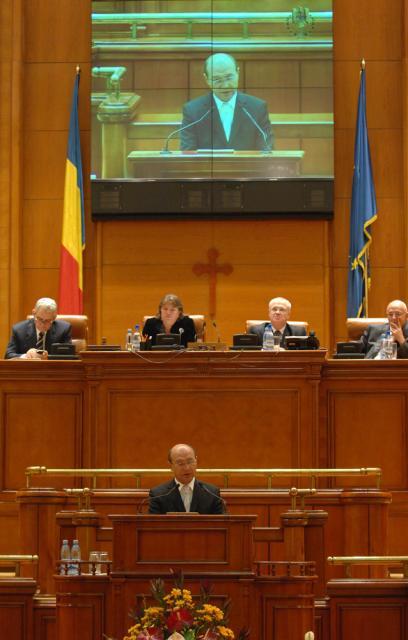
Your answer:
[361,59,365,70]
[76,65,81,75]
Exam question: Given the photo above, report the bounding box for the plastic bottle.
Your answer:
[60,539,70,575]
[263,328,274,351]
[69,539,81,575]
[125,328,132,351]
[131,324,141,352]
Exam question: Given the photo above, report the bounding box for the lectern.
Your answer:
[109,514,256,635]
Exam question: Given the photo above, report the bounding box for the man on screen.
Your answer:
[180,53,273,152]
[148,443,225,514]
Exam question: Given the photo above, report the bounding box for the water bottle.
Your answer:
[69,539,81,575]
[379,330,392,359]
[263,328,274,351]
[125,328,132,351]
[60,539,70,575]
[131,324,141,352]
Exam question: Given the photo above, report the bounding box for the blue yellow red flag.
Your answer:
[58,70,85,314]
[347,64,377,318]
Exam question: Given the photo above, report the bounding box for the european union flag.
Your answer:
[347,65,377,318]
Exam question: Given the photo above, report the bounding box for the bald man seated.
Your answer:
[148,443,225,514]
[360,299,408,359]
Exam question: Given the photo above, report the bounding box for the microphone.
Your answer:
[240,105,271,153]
[212,320,222,343]
[161,107,214,154]
[178,327,185,349]
[197,481,227,514]
[140,482,180,514]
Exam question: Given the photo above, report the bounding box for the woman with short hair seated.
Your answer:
[142,294,196,348]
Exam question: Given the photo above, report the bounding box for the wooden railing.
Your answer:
[25,465,382,489]
[0,554,39,576]
[328,555,408,578]
[92,11,333,41]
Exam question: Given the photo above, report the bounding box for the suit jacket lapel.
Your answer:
[26,320,37,350]
[283,324,293,339]
[171,481,186,512]
[46,322,57,351]
[190,481,200,512]
[230,92,245,146]
[210,95,228,146]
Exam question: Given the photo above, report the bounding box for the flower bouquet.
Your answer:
[119,575,249,640]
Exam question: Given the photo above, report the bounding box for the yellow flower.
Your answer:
[217,626,235,639]
[196,604,224,622]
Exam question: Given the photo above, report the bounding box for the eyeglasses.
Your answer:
[34,315,54,326]
[388,311,405,317]
[209,73,238,86]
[172,458,197,468]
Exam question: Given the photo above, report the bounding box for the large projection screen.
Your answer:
[91,0,333,218]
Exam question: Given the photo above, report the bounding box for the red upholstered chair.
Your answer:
[27,314,88,353]
[143,315,206,341]
[346,317,387,341]
[246,319,309,334]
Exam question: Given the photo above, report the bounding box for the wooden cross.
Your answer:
[192,247,233,319]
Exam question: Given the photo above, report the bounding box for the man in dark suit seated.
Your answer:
[149,443,225,514]
[360,299,408,359]
[180,53,273,152]
[5,297,72,359]
[249,296,307,346]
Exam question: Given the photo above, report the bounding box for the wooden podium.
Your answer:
[54,513,316,640]
[127,149,304,178]
[110,513,255,573]
[109,514,256,634]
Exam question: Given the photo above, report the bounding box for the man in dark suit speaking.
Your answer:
[149,443,225,514]
[5,297,72,359]
[180,53,273,152]
[249,296,307,345]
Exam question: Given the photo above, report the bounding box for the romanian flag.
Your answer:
[58,70,85,313]
[347,63,377,318]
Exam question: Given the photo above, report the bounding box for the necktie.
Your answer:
[36,332,45,350]
[274,330,282,337]
[180,485,192,512]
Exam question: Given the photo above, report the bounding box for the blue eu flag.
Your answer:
[347,65,377,318]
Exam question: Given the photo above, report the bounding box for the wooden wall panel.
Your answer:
[0,501,19,553]
[334,0,402,60]
[99,218,329,345]
[0,0,23,350]
[327,391,407,488]
[2,391,82,490]
[107,388,302,469]
[24,0,91,63]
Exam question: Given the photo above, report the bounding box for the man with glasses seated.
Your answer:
[249,296,307,346]
[5,297,72,359]
[361,299,408,359]
[180,53,273,152]
[148,443,225,514]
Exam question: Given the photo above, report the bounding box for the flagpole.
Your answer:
[347,59,378,318]
[361,59,368,316]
